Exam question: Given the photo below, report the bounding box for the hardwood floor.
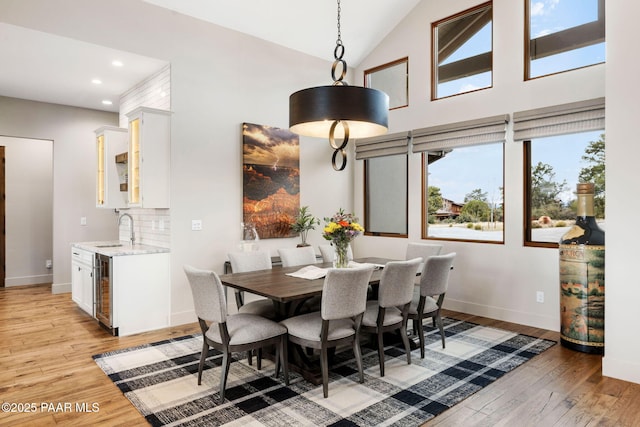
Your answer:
[0,284,638,426]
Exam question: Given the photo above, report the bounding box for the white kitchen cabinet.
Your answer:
[126,107,171,208]
[95,126,128,208]
[111,252,170,336]
[71,247,94,316]
[73,242,170,336]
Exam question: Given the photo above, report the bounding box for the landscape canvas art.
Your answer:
[242,122,300,239]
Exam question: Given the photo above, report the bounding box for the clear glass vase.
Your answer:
[333,243,349,268]
[240,222,259,251]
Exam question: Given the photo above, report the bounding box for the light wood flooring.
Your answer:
[0,284,638,426]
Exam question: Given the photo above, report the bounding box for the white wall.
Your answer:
[0,136,53,286]
[354,0,639,385]
[353,0,604,332]
[602,1,640,384]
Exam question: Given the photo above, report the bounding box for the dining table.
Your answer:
[219,257,393,318]
[219,256,395,384]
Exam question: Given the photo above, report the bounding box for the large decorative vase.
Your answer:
[333,242,349,268]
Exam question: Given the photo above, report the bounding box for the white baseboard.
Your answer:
[444,298,559,332]
[52,282,71,294]
[5,274,53,287]
[170,310,197,327]
[603,356,640,384]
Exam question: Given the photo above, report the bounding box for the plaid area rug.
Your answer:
[93,318,555,426]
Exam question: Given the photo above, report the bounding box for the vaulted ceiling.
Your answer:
[0,0,420,112]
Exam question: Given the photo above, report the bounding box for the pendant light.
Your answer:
[289,0,389,171]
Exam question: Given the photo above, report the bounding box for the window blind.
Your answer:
[411,114,509,153]
[513,97,605,141]
[355,131,410,160]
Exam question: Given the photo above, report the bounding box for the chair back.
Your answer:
[278,246,316,267]
[406,242,443,260]
[377,258,422,308]
[319,244,354,263]
[183,265,227,324]
[228,250,272,273]
[321,267,374,320]
[418,253,456,297]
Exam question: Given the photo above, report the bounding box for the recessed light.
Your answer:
[112,60,123,67]
[102,100,113,105]
[92,79,102,85]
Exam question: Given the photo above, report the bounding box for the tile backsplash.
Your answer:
[117,208,170,248]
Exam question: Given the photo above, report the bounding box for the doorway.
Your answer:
[0,137,53,287]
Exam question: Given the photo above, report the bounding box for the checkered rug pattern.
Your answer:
[93,318,555,426]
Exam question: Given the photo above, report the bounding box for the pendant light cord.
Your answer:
[332,0,347,86]
[329,0,349,170]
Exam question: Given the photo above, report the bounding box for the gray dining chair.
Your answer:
[227,250,276,366]
[318,243,354,263]
[281,266,374,398]
[405,242,443,279]
[183,265,289,404]
[408,252,456,358]
[278,246,317,267]
[361,258,422,376]
[227,250,275,318]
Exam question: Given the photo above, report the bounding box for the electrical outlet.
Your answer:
[191,219,202,231]
[536,291,544,303]
[80,216,87,226]
[45,260,52,269]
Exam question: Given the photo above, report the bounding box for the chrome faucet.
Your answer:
[118,213,135,245]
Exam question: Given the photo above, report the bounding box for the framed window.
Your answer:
[364,156,408,236]
[515,99,605,247]
[432,2,493,100]
[356,132,410,237]
[526,0,605,79]
[413,115,508,243]
[365,57,408,110]
[524,132,605,246]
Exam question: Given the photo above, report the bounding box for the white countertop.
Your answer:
[72,241,170,256]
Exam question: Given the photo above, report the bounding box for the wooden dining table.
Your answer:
[219,257,395,384]
[219,257,393,318]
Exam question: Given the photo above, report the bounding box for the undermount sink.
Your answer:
[95,243,124,248]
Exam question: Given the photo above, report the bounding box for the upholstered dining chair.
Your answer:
[318,243,354,263]
[281,266,374,398]
[408,252,456,358]
[405,242,443,279]
[227,250,275,318]
[361,258,422,376]
[227,250,276,366]
[278,246,317,267]
[183,265,289,404]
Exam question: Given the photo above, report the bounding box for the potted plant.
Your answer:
[291,206,319,247]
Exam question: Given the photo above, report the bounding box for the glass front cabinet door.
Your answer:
[95,126,128,208]
[126,107,171,208]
